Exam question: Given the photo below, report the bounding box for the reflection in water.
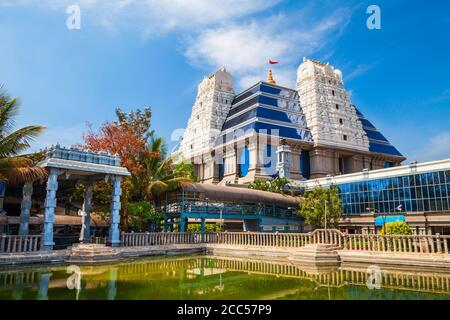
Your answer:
[0,256,449,300]
[37,272,52,300]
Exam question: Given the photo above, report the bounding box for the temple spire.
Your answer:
[267,69,276,84]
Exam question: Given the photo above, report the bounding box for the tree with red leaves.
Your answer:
[83,107,153,176]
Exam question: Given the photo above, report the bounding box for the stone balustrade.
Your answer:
[120,229,450,255]
[121,232,199,246]
[0,235,42,253]
[44,144,121,167]
[344,233,450,254]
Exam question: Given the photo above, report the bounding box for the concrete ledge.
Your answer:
[205,244,293,261]
[1,245,450,269]
[0,250,69,267]
[0,245,207,267]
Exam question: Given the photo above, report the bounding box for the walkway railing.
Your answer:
[344,233,450,254]
[121,232,199,246]
[0,235,42,253]
[120,229,450,254]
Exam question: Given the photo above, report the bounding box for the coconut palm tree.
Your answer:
[0,90,47,184]
[139,137,194,198]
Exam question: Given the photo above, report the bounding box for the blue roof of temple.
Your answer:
[218,82,403,158]
[355,106,403,157]
[219,82,313,143]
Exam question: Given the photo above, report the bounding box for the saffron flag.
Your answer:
[269,59,279,65]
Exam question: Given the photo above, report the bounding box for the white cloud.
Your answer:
[1,0,280,35]
[346,62,378,81]
[184,9,353,89]
[2,0,355,90]
[410,132,450,162]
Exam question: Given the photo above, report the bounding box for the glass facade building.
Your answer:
[337,170,450,216]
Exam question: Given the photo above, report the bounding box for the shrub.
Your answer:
[380,221,412,235]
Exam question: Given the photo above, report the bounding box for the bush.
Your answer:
[380,221,412,235]
[187,223,223,233]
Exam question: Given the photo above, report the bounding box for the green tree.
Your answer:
[249,177,291,194]
[138,137,194,199]
[298,186,343,229]
[127,201,163,231]
[0,89,46,184]
[380,221,412,235]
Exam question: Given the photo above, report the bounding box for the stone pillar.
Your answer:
[276,144,291,178]
[42,169,60,251]
[223,147,237,183]
[290,148,302,180]
[79,184,93,243]
[19,182,33,236]
[108,176,122,247]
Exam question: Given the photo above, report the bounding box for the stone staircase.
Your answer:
[67,244,121,264]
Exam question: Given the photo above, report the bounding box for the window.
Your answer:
[336,104,339,110]
[339,118,343,125]
[343,134,348,141]
[384,161,394,168]
[196,115,200,120]
[332,90,335,96]
[190,144,193,149]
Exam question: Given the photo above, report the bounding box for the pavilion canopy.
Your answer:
[180,183,301,208]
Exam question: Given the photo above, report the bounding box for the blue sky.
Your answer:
[0,0,449,162]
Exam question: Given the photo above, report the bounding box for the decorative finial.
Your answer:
[267,69,276,84]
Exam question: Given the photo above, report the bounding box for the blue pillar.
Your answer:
[79,184,93,243]
[19,182,33,236]
[108,176,122,247]
[180,214,186,232]
[42,169,59,250]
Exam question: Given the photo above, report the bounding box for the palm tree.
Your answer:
[0,90,46,184]
[139,137,194,198]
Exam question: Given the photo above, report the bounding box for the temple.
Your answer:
[175,57,405,184]
[173,58,450,235]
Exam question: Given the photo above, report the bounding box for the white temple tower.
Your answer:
[179,67,234,161]
[296,58,369,151]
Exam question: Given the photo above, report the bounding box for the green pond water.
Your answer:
[0,255,449,300]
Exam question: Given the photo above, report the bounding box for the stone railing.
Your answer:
[120,229,450,255]
[44,145,121,166]
[120,229,342,248]
[121,232,199,246]
[343,233,450,254]
[0,235,42,253]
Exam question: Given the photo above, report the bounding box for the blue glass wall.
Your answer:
[337,170,450,215]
